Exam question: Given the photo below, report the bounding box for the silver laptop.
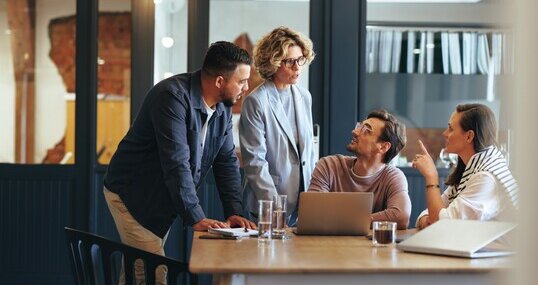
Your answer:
[397,219,516,258]
[294,192,373,236]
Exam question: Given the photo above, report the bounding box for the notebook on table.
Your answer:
[396,219,517,258]
[293,192,373,236]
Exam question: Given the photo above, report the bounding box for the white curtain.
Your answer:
[379,31,394,73]
[448,32,462,74]
[477,33,490,74]
[462,32,478,75]
[417,31,426,74]
[365,28,511,75]
[366,30,380,73]
[426,31,434,74]
[492,33,503,75]
[441,32,450,74]
[391,31,402,73]
[407,31,416,74]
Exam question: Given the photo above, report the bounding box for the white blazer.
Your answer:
[239,81,316,225]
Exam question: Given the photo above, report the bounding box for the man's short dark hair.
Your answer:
[367,110,407,163]
[202,41,252,77]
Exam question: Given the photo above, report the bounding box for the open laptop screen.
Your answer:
[295,192,373,236]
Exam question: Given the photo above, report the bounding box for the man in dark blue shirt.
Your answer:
[103,42,255,283]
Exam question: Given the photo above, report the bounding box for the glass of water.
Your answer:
[258,200,273,244]
[439,148,458,168]
[272,195,287,239]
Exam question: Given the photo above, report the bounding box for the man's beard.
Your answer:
[221,90,240,107]
[346,143,359,156]
[222,98,235,107]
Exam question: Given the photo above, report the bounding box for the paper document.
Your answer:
[208,228,258,237]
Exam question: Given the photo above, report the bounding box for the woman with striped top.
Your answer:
[411,104,518,231]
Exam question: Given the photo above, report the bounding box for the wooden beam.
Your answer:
[7,0,36,163]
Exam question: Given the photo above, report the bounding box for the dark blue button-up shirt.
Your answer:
[104,70,243,238]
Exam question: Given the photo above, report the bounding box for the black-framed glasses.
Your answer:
[281,56,307,68]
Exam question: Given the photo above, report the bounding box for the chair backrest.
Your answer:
[64,227,191,285]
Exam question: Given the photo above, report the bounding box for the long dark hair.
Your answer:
[445,104,498,186]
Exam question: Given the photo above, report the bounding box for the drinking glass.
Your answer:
[439,148,458,168]
[372,221,396,246]
[258,200,273,244]
[272,195,288,239]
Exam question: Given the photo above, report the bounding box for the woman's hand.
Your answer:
[412,140,438,183]
[417,215,431,230]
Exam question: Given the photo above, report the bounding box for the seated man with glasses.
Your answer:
[307,110,411,229]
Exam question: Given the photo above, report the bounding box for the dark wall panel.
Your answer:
[0,165,75,285]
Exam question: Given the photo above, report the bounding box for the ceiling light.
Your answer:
[161,37,174,48]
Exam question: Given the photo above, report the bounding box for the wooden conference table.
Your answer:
[189,229,512,285]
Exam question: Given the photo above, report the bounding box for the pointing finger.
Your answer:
[418,140,430,156]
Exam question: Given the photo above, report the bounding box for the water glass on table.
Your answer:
[258,200,273,244]
[272,194,288,239]
[372,221,396,246]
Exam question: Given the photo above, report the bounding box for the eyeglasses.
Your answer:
[354,121,373,135]
[281,56,307,68]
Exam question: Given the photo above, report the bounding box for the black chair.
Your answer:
[64,227,196,285]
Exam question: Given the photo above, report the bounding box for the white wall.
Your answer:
[367,0,506,26]
[0,0,15,162]
[513,0,538,284]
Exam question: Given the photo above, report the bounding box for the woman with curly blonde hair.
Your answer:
[239,27,316,227]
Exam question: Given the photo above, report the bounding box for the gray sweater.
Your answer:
[308,155,411,229]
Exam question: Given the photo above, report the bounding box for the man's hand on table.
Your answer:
[226,215,257,230]
[193,218,229,231]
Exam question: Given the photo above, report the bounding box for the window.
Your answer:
[94,0,131,165]
[154,0,188,83]
[0,0,77,164]
[364,2,512,167]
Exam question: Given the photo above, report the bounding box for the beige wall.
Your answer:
[513,0,538,284]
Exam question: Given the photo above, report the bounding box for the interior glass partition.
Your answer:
[364,2,512,167]
[154,0,188,83]
[92,0,131,165]
[0,0,77,164]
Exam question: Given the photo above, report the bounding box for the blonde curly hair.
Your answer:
[253,27,315,80]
